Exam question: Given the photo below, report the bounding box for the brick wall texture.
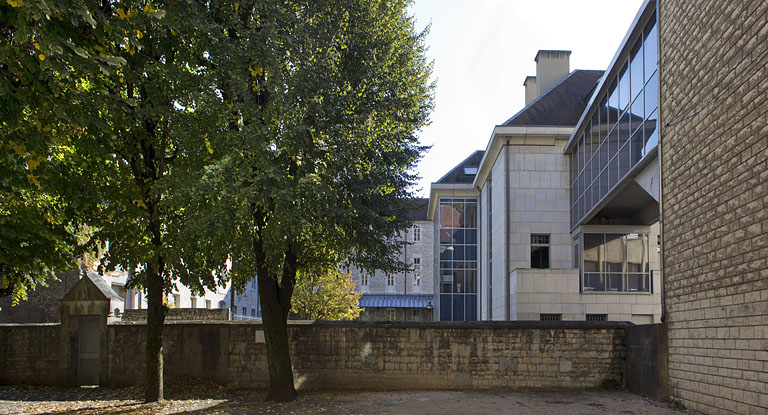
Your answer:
[1,321,626,390]
[660,1,768,414]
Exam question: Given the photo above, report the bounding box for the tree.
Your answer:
[2,0,229,402]
[291,268,363,320]
[203,0,434,401]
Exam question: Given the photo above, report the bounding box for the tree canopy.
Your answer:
[291,268,363,320]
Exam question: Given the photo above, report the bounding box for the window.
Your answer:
[586,314,607,321]
[190,297,197,308]
[251,309,256,317]
[387,274,395,286]
[412,309,421,322]
[173,294,181,307]
[251,278,257,289]
[361,271,369,286]
[413,226,421,242]
[582,232,650,292]
[540,313,562,321]
[438,198,479,321]
[242,307,247,317]
[413,257,421,285]
[207,300,212,309]
[413,257,421,270]
[531,234,550,269]
[387,308,396,321]
[413,272,421,286]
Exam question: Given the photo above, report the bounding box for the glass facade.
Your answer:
[438,198,478,321]
[569,11,658,228]
[581,232,651,292]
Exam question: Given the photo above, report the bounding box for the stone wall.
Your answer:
[659,1,768,414]
[121,308,229,322]
[2,321,627,390]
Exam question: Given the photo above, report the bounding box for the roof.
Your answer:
[61,272,124,303]
[407,198,429,221]
[502,70,604,127]
[86,272,124,302]
[436,150,485,184]
[359,295,435,309]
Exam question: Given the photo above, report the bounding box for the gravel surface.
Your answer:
[0,378,698,414]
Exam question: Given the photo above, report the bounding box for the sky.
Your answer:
[407,0,646,197]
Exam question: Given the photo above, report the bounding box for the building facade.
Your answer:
[428,1,662,323]
[351,198,436,321]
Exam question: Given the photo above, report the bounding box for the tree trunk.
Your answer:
[257,270,297,402]
[144,263,167,402]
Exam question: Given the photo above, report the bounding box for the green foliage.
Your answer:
[291,268,363,320]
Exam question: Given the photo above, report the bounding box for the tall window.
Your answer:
[387,308,396,321]
[413,226,421,242]
[361,271,369,286]
[438,198,478,321]
[531,234,550,269]
[173,294,181,307]
[413,257,421,286]
[582,232,650,292]
[387,274,394,286]
[190,297,197,308]
[487,180,493,315]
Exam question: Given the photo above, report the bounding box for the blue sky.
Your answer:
[407,0,645,196]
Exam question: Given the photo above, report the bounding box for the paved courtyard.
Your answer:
[0,378,696,415]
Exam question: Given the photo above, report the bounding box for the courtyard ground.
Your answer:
[0,377,697,415]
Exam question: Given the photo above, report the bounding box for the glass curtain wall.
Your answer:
[569,11,658,228]
[438,198,478,321]
[582,232,650,292]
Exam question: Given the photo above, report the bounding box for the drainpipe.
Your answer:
[657,0,666,323]
[504,139,511,321]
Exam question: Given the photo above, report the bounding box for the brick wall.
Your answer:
[121,308,229,322]
[659,1,768,414]
[2,321,627,390]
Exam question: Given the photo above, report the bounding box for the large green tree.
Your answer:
[2,0,229,402]
[291,268,363,320]
[203,0,433,401]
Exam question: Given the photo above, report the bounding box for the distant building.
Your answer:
[352,198,436,321]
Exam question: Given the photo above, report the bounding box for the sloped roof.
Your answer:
[359,294,434,309]
[436,150,485,184]
[62,272,124,303]
[407,198,430,221]
[502,70,604,127]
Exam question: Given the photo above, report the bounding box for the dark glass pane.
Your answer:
[605,234,625,273]
[631,95,644,134]
[619,111,630,147]
[583,233,603,272]
[464,260,477,269]
[606,273,623,291]
[575,143,581,174]
[599,97,610,143]
[453,245,465,261]
[463,202,477,228]
[609,156,619,190]
[465,246,477,261]
[609,127,619,155]
[631,128,643,166]
[465,295,477,321]
[627,274,649,292]
[626,234,648,273]
[608,80,619,122]
[583,273,605,292]
[452,295,465,321]
[579,139,586,172]
[644,109,658,154]
[465,270,477,293]
[465,229,477,244]
[440,261,452,270]
[584,127,592,161]
[644,13,658,83]
[630,39,643,101]
[584,158,592,186]
[570,153,577,185]
[440,294,452,321]
[619,142,630,178]
[453,270,465,293]
[531,246,550,269]
[644,71,658,116]
[600,167,609,198]
[451,229,466,244]
[441,272,453,293]
[599,140,609,173]
[439,228,454,244]
[618,62,630,111]
[439,246,453,261]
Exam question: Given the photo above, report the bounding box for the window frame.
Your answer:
[530,234,551,269]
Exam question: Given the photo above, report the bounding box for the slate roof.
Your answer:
[407,198,430,221]
[436,150,485,184]
[359,294,435,309]
[86,272,124,302]
[502,70,604,127]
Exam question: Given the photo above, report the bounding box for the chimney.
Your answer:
[523,76,537,105]
[534,50,571,97]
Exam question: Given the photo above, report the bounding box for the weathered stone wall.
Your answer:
[2,321,627,390]
[0,324,65,385]
[0,270,80,324]
[121,308,229,322]
[659,1,768,414]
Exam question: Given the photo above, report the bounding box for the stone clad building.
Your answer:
[659,0,768,413]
